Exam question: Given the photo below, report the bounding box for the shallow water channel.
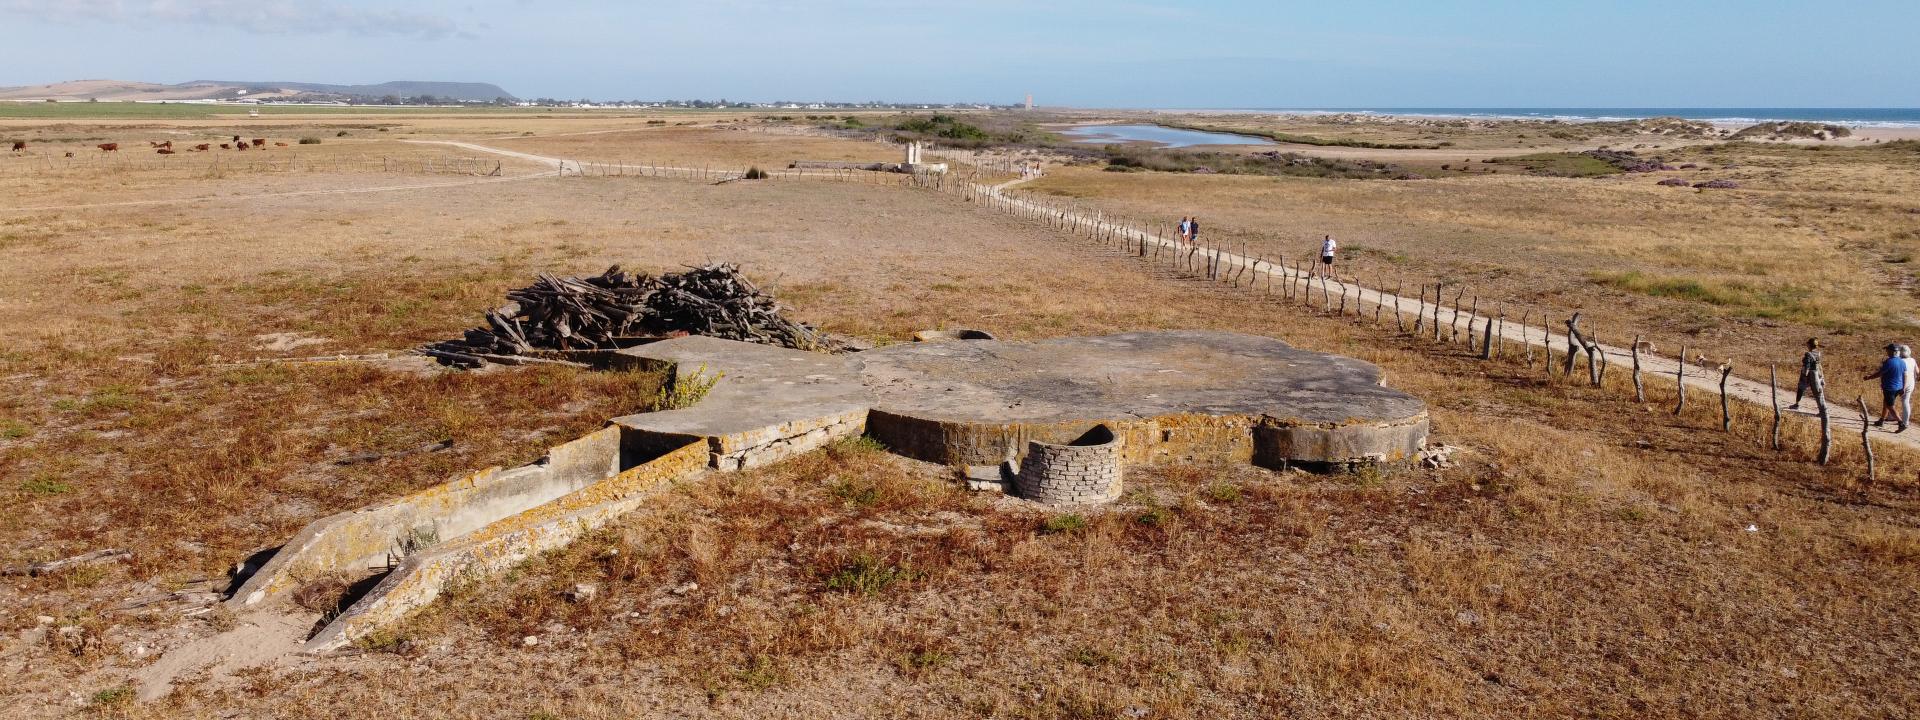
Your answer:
[1058,123,1276,148]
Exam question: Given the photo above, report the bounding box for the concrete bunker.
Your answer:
[236,330,1426,650]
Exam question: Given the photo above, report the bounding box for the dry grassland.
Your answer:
[2,114,1918,719]
[1018,140,1920,388]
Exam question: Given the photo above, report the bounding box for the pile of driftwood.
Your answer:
[423,264,838,368]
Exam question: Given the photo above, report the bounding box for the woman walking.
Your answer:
[1788,338,1823,411]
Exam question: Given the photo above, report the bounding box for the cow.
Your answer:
[64,152,74,158]
[9,141,22,152]
[193,143,210,151]
[156,140,172,150]
[156,148,175,155]
[219,143,231,149]
[250,138,265,148]
[97,143,118,152]
[232,135,241,144]
[235,142,249,151]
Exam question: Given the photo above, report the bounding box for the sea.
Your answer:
[1236,108,1920,128]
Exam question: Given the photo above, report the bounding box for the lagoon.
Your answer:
[1058,123,1276,148]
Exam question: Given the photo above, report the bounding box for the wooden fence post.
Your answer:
[1769,364,1782,450]
[1857,396,1876,481]
[1816,376,1832,464]
[1521,309,1533,368]
[1719,362,1734,431]
[1674,344,1687,415]
[1631,335,1645,402]
[1432,283,1445,342]
[1394,280,1406,332]
[1413,285,1426,334]
[1449,286,1467,343]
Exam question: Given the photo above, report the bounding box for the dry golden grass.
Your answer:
[4,114,1919,719]
[1017,140,1920,387]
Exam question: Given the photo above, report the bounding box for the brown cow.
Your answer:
[219,143,231,149]
[193,143,210,151]
[64,152,74,158]
[156,148,175,155]
[232,135,241,144]
[250,138,265,148]
[235,142,249,151]
[97,143,118,152]
[9,141,23,152]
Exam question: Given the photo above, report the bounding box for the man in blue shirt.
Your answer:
[1864,343,1909,432]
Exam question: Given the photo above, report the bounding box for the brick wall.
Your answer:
[1016,425,1124,505]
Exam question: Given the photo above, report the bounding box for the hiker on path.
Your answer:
[1318,235,1337,278]
[1863,343,1908,432]
[1188,217,1200,245]
[1177,217,1191,245]
[1789,338,1824,410]
[1902,345,1916,425]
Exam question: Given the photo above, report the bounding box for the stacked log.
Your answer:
[424,264,838,368]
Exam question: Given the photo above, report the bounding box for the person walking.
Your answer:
[1188,217,1200,245]
[1864,343,1908,431]
[1177,217,1191,245]
[1789,338,1823,410]
[1317,235,1338,278]
[1901,345,1916,426]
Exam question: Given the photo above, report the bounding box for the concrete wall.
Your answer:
[304,438,708,652]
[1252,414,1430,469]
[231,425,622,609]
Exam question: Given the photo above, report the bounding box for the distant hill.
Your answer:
[0,79,516,103]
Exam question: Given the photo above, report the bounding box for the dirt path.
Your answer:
[982,174,1917,453]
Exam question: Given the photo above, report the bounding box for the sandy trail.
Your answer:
[980,174,1916,453]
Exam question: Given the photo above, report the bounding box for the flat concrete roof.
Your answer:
[859,330,1424,426]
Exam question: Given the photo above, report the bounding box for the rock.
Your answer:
[569,583,598,602]
[522,635,539,647]
[671,581,698,595]
[1455,610,1484,626]
[1417,444,1459,469]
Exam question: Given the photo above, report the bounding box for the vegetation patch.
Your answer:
[1159,122,1441,150]
[1732,121,1852,141]
[1105,149,1412,179]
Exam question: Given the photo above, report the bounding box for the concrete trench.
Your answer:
[234,330,1429,650]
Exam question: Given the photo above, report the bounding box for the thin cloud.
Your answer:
[0,0,469,40]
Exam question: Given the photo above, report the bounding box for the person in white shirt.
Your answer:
[1902,345,1916,425]
[1318,235,1337,278]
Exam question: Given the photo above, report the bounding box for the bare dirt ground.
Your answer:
[3,111,1918,719]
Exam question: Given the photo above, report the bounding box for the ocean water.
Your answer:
[1241,108,1920,128]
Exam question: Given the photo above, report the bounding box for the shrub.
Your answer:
[823,553,918,595]
[298,137,321,145]
[335,130,349,137]
[743,166,768,180]
[1040,513,1088,535]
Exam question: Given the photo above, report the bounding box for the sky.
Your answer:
[0,0,1914,107]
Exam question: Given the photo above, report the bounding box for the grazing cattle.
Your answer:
[64,152,75,158]
[232,135,241,144]
[235,142,249,151]
[156,148,175,155]
[193,143,210,151]
[97,143,118,152]
[250,138,265,148]
[9,141,23,152]
[219,143,231,149]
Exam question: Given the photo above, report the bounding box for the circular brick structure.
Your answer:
[1016,425,1123,504]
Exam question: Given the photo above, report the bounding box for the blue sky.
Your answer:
[0,0,1913,107]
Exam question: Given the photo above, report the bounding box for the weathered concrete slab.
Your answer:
[858,331,1428,468]
[612,336,868,470]
[229,425,623,609]
[303,438,708,652]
